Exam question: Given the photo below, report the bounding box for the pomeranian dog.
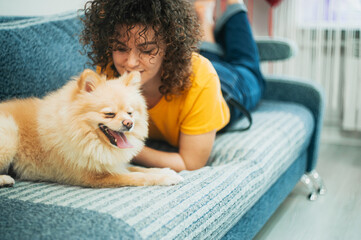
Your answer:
[0,69,183,188]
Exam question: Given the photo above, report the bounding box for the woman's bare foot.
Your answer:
[194,0,216,43]
[195,0,245,42]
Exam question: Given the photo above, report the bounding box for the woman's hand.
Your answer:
[132,130,217,172]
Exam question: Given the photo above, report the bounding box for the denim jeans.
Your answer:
[199,4,265,127]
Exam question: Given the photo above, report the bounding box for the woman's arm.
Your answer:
[132,130,217,172]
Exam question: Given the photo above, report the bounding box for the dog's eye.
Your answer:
[104,113,116,118]
[127,112,133,116]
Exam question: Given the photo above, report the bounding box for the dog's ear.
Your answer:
[122,71,141,87]
[78,69,105,93]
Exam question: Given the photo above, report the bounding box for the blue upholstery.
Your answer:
[0,12,90,101]
[263,76,324,172]
[0,16,36,23]
[0,12,323,239]
[0,101,314,239]
[0,197,142,240]
[223,152,308,239]
[256,36,298,61]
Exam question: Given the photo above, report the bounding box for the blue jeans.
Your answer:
[199,4,265,127]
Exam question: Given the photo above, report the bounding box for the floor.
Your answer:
[254,142,361,240]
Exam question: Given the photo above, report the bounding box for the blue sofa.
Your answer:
[0,12,325,239]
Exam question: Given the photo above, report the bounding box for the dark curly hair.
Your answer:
[80,0,201,97]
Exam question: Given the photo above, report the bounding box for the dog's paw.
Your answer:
[0,175,15,187]
[149,167,179,175]
[158,173,184,186]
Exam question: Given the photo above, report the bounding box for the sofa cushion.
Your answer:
[0,100,313,239]
[0,12,90,101]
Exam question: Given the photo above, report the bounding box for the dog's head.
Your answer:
[73,69,148,149]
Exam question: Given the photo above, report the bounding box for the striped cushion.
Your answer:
[0,101,313,239]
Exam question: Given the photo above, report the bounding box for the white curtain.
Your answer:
[261,0,361,132]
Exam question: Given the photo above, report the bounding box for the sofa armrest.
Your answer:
[262,75,325,172]
[256,36,298,62]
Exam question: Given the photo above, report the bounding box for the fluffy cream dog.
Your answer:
[0,69,183,188]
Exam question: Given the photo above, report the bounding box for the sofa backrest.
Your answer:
[0,12,91,101]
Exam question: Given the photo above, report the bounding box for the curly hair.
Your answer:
[80,0,201,97]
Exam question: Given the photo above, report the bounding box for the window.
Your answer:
[299,0,361,28]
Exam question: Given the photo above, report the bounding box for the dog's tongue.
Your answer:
[109,130,133,148]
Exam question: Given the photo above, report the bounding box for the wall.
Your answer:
[245,0,271,36]
[0,0,87,16]
[0,0,270,37]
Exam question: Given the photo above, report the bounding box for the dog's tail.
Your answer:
[0,115,19,173]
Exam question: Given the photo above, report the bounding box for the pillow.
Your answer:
[0,12,91,101]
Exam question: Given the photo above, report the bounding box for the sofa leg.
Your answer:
[300,174,318,201]
[307,170,327,195]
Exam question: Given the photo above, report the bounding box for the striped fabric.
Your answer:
[0,12,90,101]
[0,101,314,239]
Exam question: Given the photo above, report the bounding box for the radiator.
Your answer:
[260,0,361,132]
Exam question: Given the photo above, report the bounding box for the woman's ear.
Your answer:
[77,69,105,92]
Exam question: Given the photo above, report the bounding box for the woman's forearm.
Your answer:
[133,131,216,172]
[132,146,187,172]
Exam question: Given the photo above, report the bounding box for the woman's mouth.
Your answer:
[124,70,144,74]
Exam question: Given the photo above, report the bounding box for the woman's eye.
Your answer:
[104,113,116,118]
[116,48,128,52]
[141,48,156,55]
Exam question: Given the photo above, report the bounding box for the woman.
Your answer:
[80,0,265,172]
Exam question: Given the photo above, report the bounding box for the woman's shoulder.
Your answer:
[190,52,219,88]
[191,52,214,70]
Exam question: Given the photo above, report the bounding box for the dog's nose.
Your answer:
[122,119,133,130]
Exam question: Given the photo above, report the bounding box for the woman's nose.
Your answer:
[126,50,140,68]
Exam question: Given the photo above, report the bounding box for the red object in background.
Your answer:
[248,0,254,25]
[265,0,283,7]
[264,0,283,36]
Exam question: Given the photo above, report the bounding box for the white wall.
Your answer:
[0,0,88,16]
[245,0,270,36]
[0,0,270,36]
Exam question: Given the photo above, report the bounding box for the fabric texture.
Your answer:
[0,12,91,101]
[98,53,230,147]
[255,36,298,62]
[0,101,314,240]
[222,152,307,240]
[263,76,324,172]
[1,197,142,240]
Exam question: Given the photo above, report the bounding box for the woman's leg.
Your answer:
[197,1,265,127]
[195,0,224,60]
[214,3,261,70]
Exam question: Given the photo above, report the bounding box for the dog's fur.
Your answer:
[0,69,183,188]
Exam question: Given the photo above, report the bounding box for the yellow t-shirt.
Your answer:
[97,52,230,147]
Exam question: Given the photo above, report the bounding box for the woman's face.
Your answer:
[112,25,165,87]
